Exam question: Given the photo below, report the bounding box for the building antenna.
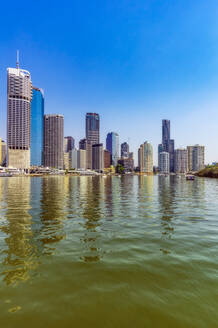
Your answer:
[16,49,19,69]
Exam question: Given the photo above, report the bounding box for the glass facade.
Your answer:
[31,87,44,166]
[106,132,119,166]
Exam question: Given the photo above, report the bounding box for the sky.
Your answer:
[1,0,218,165]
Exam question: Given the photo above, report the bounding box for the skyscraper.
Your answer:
[160,119,175,172]
[79,138,87,150]
[77,149,87,169]
[138,142,153,173]
[104,149,111,169]
[187,145,205,172]
[92,143,104,171]
[7,57,32,168]
[174,149,188,173]
[106,132,119,166]
[121,142,129,158]
[162,119,170,150]
[64,136,75,152]
[159,152,169,174]
[86,113,100,169]
[43,114,64,169]
[31,87,44,166]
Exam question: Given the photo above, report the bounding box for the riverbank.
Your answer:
[196,166,218,178]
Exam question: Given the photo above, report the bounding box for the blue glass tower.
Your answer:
[106,132,119,166]
[31,87,44,166]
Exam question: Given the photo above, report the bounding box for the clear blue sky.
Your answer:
[1,0,218,164]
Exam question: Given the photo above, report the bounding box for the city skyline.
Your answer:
[1,1,218,164]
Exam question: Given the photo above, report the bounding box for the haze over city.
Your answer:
[1,0,218,164]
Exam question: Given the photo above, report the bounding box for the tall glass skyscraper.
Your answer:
[161,119,175,172]
[106,132,119,166]
[85,113,100,169]
[31,87,44,166]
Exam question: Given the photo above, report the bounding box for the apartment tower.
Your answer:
[138,141,153,173]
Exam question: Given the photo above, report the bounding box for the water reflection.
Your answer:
[39,177,66,255]
[0,178,37,285]
[79,177,103,262]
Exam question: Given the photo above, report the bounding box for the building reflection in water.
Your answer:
[79,176,103,263]
[137,175,154,219]
[39,176,66,255]
[0,177,38,286]
[158,175,176,240]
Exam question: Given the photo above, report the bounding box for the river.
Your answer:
[0,175,217,327]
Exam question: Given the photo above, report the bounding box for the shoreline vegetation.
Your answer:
[196,165,218,178]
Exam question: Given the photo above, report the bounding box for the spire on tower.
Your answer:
[16,49,19,69]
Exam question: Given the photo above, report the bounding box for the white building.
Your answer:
[7,59,32,168]
[159,152,169,174]
[174,149,188,173]
[187,145,205,172]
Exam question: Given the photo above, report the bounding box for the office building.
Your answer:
[86,113,100,168]
[43,114,64,169]
[7,59,32,168]
[92,143,104,171]
[121,142,129,158]
[1,140,7,166]
[104,149,111,168]
[187,145,205,172]
[64,136,75,152]
[77,149,86,169]
[106,132,119,166]
[70,149,78,169]
[79,138,87,150]
[174,149,188,173]
[138,142,153,173]
[118,157,134,172]
[31,87,44,166]
[158,144,163,168]
[159,152,169,174]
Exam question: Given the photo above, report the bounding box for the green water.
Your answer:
[0,175,218,327]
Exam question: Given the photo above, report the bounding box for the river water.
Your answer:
[0,175,218,327]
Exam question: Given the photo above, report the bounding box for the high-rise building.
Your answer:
[7,59,32,168]
[187,145,205,172]
[43,114,64,169]
[138,142,153,173]
[79,138,87,150]
[104,149,111,169]
[121,142,129,158]
[174,149,188,173]
[106,132,119,166]
[70,149,78,169]
[159,152,169,174]
[86,113,100,168]
[31,87,44,166]
[1,140,7,166]
[162,119,170,150]
[64,136,75,152]
[158,144,163,168]
[118,158,134,172]
[92,143,104,171]
[160,120,175,172]
[77,149,87,169]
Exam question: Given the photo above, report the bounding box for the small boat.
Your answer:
[0,172,12,177]
[186,174,195,181]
